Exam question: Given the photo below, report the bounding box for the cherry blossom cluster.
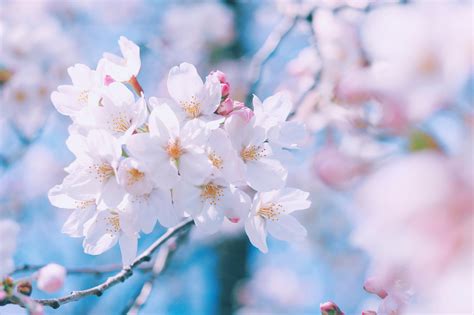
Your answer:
[49,37,310,265]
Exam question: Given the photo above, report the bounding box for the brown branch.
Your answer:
[7,219,193,309]
[122,227,191,315]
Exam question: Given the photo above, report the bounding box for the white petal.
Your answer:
[83,212,118,255]
[172,182,202,216]
[266,214,307,242]
[62,208,96,237]
[99,178,126,209]
[274,188,311,214]
[198,74,222,115]
[148,99,180,138]
[194,204,224,234]
[119,233,138,266]
[179,150,212,185]
[244,215,268,253]
[167,63,203,103]
[151,189,180,228]
[246,158,287,191]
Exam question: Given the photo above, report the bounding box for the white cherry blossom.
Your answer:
[50,63,103,118]
[167,62,223,128]
[83,208,139,266]
[245,188,310,253]
[225,115,287,191]
[102,36,141,82]
[173,179,250,234]
[127,100,212,186]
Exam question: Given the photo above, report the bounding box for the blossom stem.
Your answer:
[129,75,144,96]
[5,218,193,309]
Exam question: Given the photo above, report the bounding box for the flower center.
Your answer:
[109,111,131,133]
[200,182,224,205]
[208,152,223,169]
[240,145,266,162]
[105,214,120,234]
[257,203,283,221]
[181,96,201,118]
[74,199,95,210]
[166,139,184,160]
[14,90,27,103]
[127,168,144,186]
[78,90,89,105]
[90,163,114,183]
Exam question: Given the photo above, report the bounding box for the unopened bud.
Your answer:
[362,311,377,315]
[230,106,254,123]
[320,301,344,315]
[363,277,388,299]
[37,263,66,293]
[17,281,32,296]
[217,98,234,116]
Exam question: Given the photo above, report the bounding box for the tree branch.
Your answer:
[245,16,298,105]
[7,219,193,310]
[122,226,191,315]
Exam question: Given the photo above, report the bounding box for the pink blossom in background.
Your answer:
[37,263,66,293]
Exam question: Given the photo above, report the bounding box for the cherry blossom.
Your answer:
[102,36,141,83]
[37,264,66,293]
[245,188,310,253]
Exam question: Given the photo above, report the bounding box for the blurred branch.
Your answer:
[12,264,147,276]
[7,218,193,310]
[122,227,191,315]
[245,16,299,105]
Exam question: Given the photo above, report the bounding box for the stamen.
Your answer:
[14,90,27,103]
[105,214,120,234]
[89,163,114,183]
[200,182,224,205]
[240,145,266,162]
[208,152,223,169]
[180,96,201,118]
[74,199,95,210]
[166,139,184,160]
[77,90,89,105]
[109,111,131,133]
[127,168,144,186]
[257,203,284,221]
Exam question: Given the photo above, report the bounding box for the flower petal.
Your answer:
[266,214,307,242]
[244,214,268,253]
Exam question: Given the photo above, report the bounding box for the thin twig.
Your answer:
[123,227,191,315]
[245,16,299,105]
[8,219,193,309]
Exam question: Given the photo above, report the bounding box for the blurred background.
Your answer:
[0,0,472,314]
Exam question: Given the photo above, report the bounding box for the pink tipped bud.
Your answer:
[363,277,388,299]
[228,217,240,223]
[230,106,254,123]
[211,70,227,84]
[217,98,234,116]
[104,75,115,86]
[320,301,344,315]
[37,263,66,293]
[0,290,6,300]
[210,70,230,98]
[221,82,230,98]
[362,311,377,315]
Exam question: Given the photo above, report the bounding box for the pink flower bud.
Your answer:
[221,82,230,99]
[230,106,254,123]
[320,301,344,315]
[0,290,6,300]
[361,311,377,315]
[217,98,234,116]
[37,263,66,293]
[211,70,227,84]
[228,217,240,223]
[363,277,388,299]
[104,75,115,86]
[232,101,244,111]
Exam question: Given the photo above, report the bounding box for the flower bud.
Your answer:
[363,277,388,299]
[17,281,32,296]
[0,290,6,301]
[210,70,230,98]
[37,263,66,293]
[362,311,377,315]
[320,301,344,315]
[104,75,115,86]
[230,106,254,123]
[217,98,234,116]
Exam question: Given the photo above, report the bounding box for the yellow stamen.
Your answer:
[200,182,224,205]
[240,145,266,162]
[77,90,89,104]
[166,139,184,160]
[74,199,95,210]
[257,203,283,221]
[127,168,144,186]
[208,152,223,169]
[105,214,120,233]
[90,163,114,183]
[181,96,201,118]
[109,112,131,133]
